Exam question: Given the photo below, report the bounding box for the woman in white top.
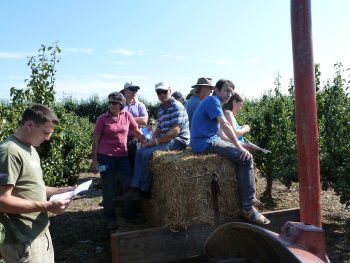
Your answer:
[220,92,250,142]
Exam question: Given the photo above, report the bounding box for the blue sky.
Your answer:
[1,1,349,103]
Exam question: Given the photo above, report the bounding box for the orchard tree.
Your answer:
[10,42,60,107]
[241,73,297,200]
[4,42,92,186]
[317,62,350,205]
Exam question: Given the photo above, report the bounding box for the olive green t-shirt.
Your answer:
[0,135,49,244]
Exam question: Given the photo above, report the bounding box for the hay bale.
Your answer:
[141,149,262,229]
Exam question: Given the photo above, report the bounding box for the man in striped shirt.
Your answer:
[119,82,190,200]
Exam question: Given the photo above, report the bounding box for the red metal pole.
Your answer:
[290,0,322,227]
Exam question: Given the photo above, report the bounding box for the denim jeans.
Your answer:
[204,140,256,210]
[97,154,134,223]
[131,139,187,191]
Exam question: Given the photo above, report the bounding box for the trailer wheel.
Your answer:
[205,222,302,263]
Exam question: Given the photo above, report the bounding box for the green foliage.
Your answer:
[4,40,350,206]
[317,63,350,205]
[62,95,108,123]
[3,42,93,186]
[0,101,20,142]
[241,73,297,198]
[61,95,161,122]
[139,97,161,120]
[37,105,93,185]
[241,63,350,205]
[10,42,60,107]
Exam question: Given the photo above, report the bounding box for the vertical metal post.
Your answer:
[290,0,322,227]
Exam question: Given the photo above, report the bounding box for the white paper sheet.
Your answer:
[49,180,92,201]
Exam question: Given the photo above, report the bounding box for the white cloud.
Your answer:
[110,49,136,56]
[55,78,117,98]
[94,74,148,80]
[53,77,157,102]
[0,52,33,59]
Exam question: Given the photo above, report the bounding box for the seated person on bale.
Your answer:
[185,77,214,128]
[190,79,270,225]
[219,92,250,142]
[119,82,190,200]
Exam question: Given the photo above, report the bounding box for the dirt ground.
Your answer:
[49,173,350,263]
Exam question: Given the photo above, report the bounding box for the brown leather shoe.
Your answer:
[117,188,142,201]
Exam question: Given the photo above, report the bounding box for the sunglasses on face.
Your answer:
[127,87,139,92]
[156,90,168,96]
[109,101,123,106]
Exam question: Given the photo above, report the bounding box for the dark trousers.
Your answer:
[97,154,134,222]
[127,137,138,173]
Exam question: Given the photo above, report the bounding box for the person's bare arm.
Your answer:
[217,116,252,161]
[151,128,161,139]
[224,110,250,138]
[218,128,230,141]
[145,125,181,147]
[134,116,148,127]
[0,185,71,215]
[133,128,146,145]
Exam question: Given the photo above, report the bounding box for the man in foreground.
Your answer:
[0,104,75,263]
[190,79,270,225]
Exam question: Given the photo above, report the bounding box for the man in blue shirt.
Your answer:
[120,82,190,200]
[191,79,270,225]
[185,77,214,128]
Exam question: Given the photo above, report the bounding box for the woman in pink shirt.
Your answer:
[91,92,144,230]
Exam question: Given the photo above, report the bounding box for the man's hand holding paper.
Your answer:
[49,180,92,201]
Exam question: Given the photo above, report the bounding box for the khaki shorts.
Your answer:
[0,230,54,263]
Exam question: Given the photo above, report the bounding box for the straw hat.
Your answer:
[192,77,214,88]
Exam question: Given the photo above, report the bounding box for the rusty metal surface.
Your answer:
[280,221,326,262]
[291,0,322,227]
[110,208,300,263]
[205,222,325,263]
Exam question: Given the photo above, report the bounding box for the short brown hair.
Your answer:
[215,79,235,91]
[20,104,58,126]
